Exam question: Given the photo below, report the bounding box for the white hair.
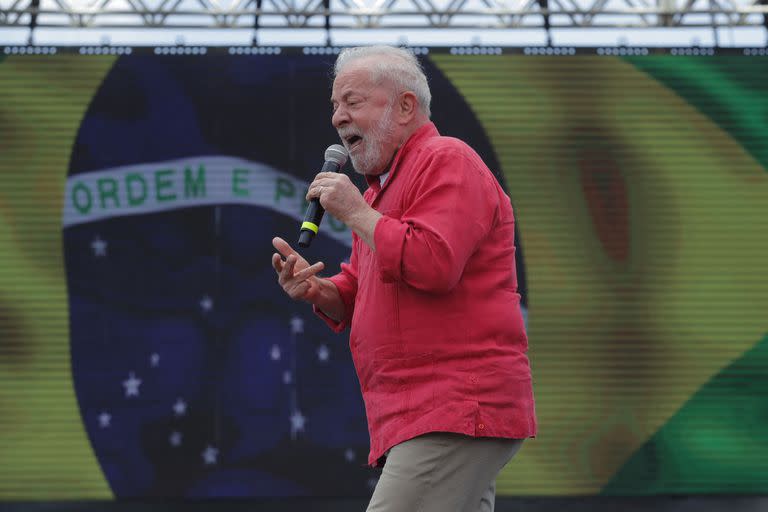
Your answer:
[334,45,432,118]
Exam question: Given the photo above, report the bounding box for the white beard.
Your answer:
[347,101,396,176]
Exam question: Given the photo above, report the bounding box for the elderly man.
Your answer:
[272,45,536,512]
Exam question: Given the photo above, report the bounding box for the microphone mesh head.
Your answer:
[325,144,349,166]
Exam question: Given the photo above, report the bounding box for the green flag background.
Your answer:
[432,54,767,494]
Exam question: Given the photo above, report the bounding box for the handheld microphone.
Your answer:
[298,144,349,248]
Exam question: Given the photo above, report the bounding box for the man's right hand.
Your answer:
[272,236,325,302]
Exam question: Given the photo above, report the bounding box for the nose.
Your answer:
[332,105,349,128]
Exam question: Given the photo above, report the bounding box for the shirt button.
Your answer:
[478,423,485,431]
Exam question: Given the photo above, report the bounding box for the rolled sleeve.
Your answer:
[312,250,358,332]
[372,150,497,294]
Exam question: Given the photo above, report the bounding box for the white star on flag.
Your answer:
[270,344,281,361]
[169,431,183,447]
[317,344,330,362]
[200,295,213,312]
[283,371,292,384]
[98,412,111,428]
[290,410,306,438]
[344,448,355,462]
[173,398,187,417]
[290,316,304,334]
[91,236,107,257]
[150,353,160,367]
[122,372,142,398]
[202,445,219,465]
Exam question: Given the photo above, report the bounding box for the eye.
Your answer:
[346,96,364,108]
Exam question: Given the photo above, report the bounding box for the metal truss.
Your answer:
[1,0,767,30]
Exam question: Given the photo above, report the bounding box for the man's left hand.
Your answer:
[306,172,369,225]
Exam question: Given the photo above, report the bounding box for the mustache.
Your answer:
[338,127,362,140]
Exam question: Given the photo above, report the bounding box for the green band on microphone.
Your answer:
[301,221,319,234]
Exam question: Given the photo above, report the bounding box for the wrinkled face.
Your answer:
[331,63,400,175]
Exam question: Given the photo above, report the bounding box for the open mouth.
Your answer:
[345,135,363,152]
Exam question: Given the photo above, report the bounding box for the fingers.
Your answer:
[280,257,323,284]
[283,260,325,300]
[272,239,325,300]
[306,182,326,201]
[272,236,297,260]
[294,261,324,281]
[278,254,298,285]
[306,186,320,201]
[306,174,340,201]
[307,173,353,199]
[271,252,284,273]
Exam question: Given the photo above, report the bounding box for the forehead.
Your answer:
[331,62,379,99]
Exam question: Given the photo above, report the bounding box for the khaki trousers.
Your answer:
[366,433,524,512]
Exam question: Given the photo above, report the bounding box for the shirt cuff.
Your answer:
[312,274,354,333]
[312,304,348,333]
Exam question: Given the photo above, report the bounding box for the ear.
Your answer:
[396,91,419,124]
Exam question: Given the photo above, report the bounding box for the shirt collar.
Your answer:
[365,122,439,193]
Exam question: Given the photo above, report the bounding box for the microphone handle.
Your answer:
[298,199,324,248]
[297,160,341,248]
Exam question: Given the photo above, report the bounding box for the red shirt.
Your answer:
[316,122,536,466]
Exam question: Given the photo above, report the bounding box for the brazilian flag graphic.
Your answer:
[0,52,766,498]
